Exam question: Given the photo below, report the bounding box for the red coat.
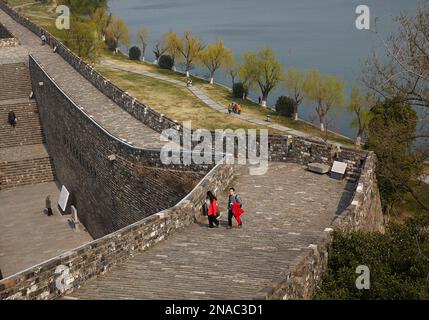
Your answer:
[232,202,244,219]
[207,199,219,216]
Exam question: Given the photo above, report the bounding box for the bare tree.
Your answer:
[364,1,429,109]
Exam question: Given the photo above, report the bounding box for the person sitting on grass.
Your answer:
[236,104,242,114]
[232,103,237,114]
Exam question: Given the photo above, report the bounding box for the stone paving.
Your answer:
[0,10,163,149]
[0,182,92,277]
[66,163,353,300]
[0,144,48,162]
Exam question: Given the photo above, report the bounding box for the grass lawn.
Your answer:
[95,64,281,133]
[101,51,356,147]
[8,0,56,28]
[8,2,355,146]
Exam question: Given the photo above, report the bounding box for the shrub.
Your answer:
[275,96,296,118]
[232,82,248,99]
[158,55,174,70]
[129,46,141,60]
[314,217,429,300]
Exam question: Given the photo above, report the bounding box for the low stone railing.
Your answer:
[0,162,234,300]
[256,150,385,300]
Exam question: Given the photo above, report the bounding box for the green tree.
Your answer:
[137,28,149,61]
[303,70,345,131]
[59,0,107,16]
[153,41,167,64]
[347,85,375,145]
[284,67,305,120]
[174,31,205,77]
[199,39,233,85]
[106,17,129,53]
[275,96,296,118]
[240,48,284,107]
[366,99,426,213]
[59,16,102,61]
[225,57,240,87]
[163,31,182,71]
[90,6,111,41]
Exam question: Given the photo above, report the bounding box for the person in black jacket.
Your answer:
[8,110,16,128]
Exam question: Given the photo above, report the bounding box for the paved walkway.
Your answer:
[0,9,163,149]
[0,144,48,162]
[0,182,92,277]
[66,163,353,299]
[101,60,355,146]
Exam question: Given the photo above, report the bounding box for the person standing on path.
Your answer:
[45,195,53,216]
[8,110,16,128]
[206,191,220,228]
[227,187,243,229]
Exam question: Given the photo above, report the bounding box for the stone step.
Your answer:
[0,156,55,190]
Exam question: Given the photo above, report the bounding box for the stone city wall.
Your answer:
[256,151,385,300]
[30,56,209,239]
[0,21,18,47]
[0,1,384,300]
[0,163,234,300]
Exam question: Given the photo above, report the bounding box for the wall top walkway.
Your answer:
[0,8,163,149]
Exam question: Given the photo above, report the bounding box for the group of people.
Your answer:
[228,103,242,115]
[205,187,244,229]
[7,111,17,128]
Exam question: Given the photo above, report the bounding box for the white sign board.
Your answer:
[331,161,347,175]
[58,185,70,212]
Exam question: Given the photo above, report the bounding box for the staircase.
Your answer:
[0,62,55,190]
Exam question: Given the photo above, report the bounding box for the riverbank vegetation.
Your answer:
[5,0,429,299]
[316,1,429,300]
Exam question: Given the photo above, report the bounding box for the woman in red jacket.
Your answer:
[206,191,220,228]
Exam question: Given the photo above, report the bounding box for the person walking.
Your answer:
[227,187,243,229]
[41,34,46,45]
[45,195,53,216]
[8,111,16,128]
[206,191,219,228]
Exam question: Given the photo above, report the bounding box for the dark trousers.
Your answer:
[208,214,219,227]
[47,208,53,216]
[228,209,242,227]
[228,209,233,226]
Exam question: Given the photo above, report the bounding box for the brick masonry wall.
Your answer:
[0,21,17,47]
[0,1,385,300]
[0,21,12,38]
[30,56,208,239]
[0,162,234,300]
[257,152,385,300]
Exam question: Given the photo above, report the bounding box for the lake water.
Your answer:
[108,0,419,138]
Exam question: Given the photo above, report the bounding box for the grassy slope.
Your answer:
[96,64,277,132]
[101,51,355,146]
[6,0,355,145]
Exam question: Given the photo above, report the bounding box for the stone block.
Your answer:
[307,163,330,174]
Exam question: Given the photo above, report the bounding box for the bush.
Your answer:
[275,96,296,118]
[314,217,429,300]
[232,82,248,99]
[129,46,141,60]
[158,55,174,70]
